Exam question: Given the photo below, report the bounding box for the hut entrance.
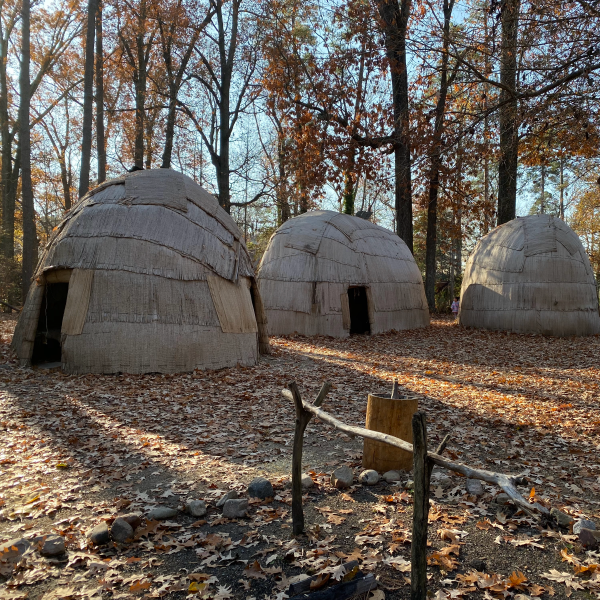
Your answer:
[348,286,370,335]
[31,273,71,365]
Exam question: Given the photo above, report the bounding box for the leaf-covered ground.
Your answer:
[1,315,600,600]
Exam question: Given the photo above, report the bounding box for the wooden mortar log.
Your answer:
[362,393,418,472]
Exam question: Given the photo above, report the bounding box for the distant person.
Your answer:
[451,296,459,319]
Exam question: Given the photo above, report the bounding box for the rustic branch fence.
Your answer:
[284,381,549,600]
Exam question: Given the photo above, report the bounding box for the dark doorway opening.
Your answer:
[348,286,370,335]
[31,283,69,364]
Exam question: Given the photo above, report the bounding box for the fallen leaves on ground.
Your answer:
[2,316,600,599]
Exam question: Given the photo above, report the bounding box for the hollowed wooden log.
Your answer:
[362,393,418,472]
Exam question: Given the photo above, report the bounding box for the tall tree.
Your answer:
[425,0,455,310]
[186,0,262,212]
[156,0,213,169]
[20,0,37,297]
[496,0,520,225]
[375,0,413,250]
[118,0,155,169]
[2,0,78,261]
[79,0,98,198]
[0,0,20,259]
[96,0,106,183]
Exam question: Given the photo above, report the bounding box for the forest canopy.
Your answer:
[1,0,599,309]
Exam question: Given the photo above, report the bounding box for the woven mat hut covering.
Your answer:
[257,210,429,337]
[12,169,270,374]
[460,214,600,336]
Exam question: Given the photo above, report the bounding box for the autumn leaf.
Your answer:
[508,571,528,588]
[310,573,330,590]
[327,513,346,525]
[129,580,151,593]
[244,560,267,580]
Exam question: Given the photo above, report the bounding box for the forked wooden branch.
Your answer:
[282,387,549,517]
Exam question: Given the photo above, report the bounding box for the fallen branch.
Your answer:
[289,573,376,600]
[281,387,548,516]
[287,560,359,596]
[0,300,21,312]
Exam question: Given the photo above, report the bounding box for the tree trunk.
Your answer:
[411,412,431,600]
[215,0,236,213]
[483,8,491,233]
[20,0,37,298]
[96,0,106,183]
[0,7,18,259]
[342,36,366,216]
[342,159,356,215]
[134,0,148,169]
[59,153,72,210]
[79,0,97,198]
[145,106,157,168]
[559,157,564,220]
[277,135,290,225]
[497,0,520,225]
[376,0,413,251]
[540,162,545,214]
[161,89,178,168]
[425,0,453,311]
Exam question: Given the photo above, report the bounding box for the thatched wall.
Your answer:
[459,214,600,336]
[12,169,270,373]
[257,210,429,337]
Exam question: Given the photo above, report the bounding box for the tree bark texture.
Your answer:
[497,0,521,225]
[134,0,149,169]
[425,0,454,310]
[411,412,431,600]
[0,2,19,259]
[20,0,37,298]
[79,0,97,198]
[289,382,330,535]
[342,35,366,216]
[96,0,106,183]
[375,0,413,252]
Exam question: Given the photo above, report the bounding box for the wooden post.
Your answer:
[290,381,331,535]
[363,392,418,472]
[411,411,431,600]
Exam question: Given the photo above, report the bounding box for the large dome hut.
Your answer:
[459,214,600,336]
[12,169,270,373]
[257,210,429,337]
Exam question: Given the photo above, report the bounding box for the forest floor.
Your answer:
[1,315,600,600]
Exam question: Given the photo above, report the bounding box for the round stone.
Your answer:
[301,473,314,489]
[331,466,354,489]
[88,522,110,545]
[147,506,178,520]
[465,478,484,496]
[31,534,66,557]
[382,470,402,483]
[216,490,238,507]
[359,470,380,485]
[110,518,133,543]
[187,500,207,517]
[573,519,596,535]
[119,513,142,530]
[0,537,30,561]
[222,498,248,519]
[248,477,274,500]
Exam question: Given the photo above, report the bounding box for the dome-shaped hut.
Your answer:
[459,214,600,336]
[257,210,429,337]
[12,169,270,373]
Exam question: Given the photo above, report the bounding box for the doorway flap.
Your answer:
[62,270,94,336]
